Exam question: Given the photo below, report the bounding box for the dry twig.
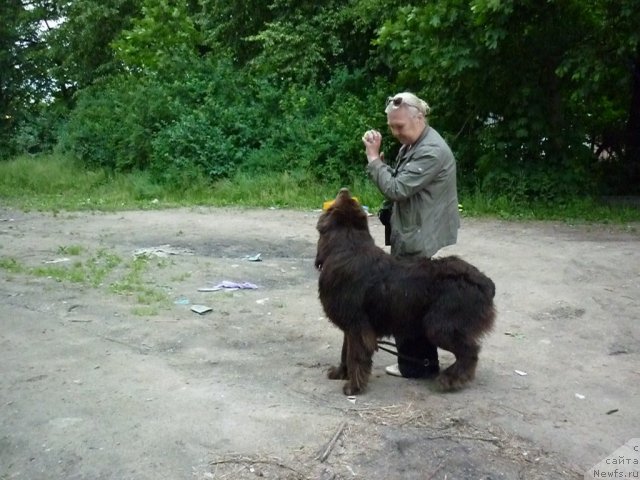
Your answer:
[319,420,347,462]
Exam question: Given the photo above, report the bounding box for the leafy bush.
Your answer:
[59,56,282,187]
[151,113,241,187]
[474,121,597,205]
[58,75,176,171]
[241,71,390,184]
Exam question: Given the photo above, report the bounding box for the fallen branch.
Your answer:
[424,434,501,445]
[319,420,347,463]
[209,455,309,479]
[427,461,444,480]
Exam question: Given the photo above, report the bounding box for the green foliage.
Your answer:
[58,74,177,171]
[197,0,402,76]
[1,155,638,223]
[377,0,639,198]
[46,0,140,92]
[151,115,237,185]
[196,0,274,64]
[0,154,167,210]
[4,0,640,201]
[13,102,68,155]
[241,70,389,184]
[0,154,104,195]
[59,49,383,188]
[112,0,201,72]
[0,0,59,158]
[246,7,343,84]
[1,0,140,158]
[147,59,273,188]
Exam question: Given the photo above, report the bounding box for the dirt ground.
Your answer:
[0,204,638,480]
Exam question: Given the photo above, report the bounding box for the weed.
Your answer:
[0,257,24,273]
[109,256,170,313]
[32,262,86,283]
[131,305,159,316]
[57,245,84,256]
[86,249,121,287]
[170,272,192,282]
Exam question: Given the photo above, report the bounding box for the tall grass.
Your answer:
[0,154,638,223]
[460,189,640,223]
[0,154,384,211]
[210,171,384,210]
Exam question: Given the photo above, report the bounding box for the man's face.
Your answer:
[387,107,425,145]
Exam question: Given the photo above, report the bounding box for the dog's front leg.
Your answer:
[344,326,377,395]
[327,333,348,380]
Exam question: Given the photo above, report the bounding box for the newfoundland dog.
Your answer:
[315,189,496,395]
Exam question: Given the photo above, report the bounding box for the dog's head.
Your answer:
[317,188,369,235]
[316,188,370,270]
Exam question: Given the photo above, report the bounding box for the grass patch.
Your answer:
[0,154,384,211]
[131,305,160,316]
[86,249,122,287]
[57,244,84,256]
[109,256,171,313]
[32,261,87,284]
[0,257,24,273]
[1,153,638,223]
[2,249,122,286]
[208,171,384,210]
[460,190,640,224]
[0,154,172,211]
[0,249,170,315]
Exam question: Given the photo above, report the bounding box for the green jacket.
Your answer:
[367,126,459,257]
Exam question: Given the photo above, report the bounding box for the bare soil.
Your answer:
[1,206,638,479]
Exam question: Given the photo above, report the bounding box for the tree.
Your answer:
[191,0,410,90]
[558,0,640,193]
[376,0,640,197]
[0,0,55,157]
[111,0,200,73]
[1,0,141,157]
[195,0,275,65]
[46,0,140,101]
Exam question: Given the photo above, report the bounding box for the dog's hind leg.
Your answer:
[436,336,480,391]
[343,326,377,395]
[328,334,348,380]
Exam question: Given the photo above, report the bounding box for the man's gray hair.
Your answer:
[385,92,431,117]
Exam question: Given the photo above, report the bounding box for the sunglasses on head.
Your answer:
[386,96,404,107]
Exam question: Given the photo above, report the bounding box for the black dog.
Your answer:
[315,189,496,395]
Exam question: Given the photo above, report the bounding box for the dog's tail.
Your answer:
[459,262,495,300]
[479,275,496,300]
[474,272,497,335]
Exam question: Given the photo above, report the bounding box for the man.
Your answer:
[362,91,460,379]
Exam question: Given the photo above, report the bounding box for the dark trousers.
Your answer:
[395,251,440,378]
[396,336,440,378]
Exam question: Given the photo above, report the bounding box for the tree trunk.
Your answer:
[624,45,640,193]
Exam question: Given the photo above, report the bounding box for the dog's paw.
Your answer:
[327,365,348,380]
[343,382,362,396]
[437,371,472,391]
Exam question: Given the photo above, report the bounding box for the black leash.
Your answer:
[377,340,431,367]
